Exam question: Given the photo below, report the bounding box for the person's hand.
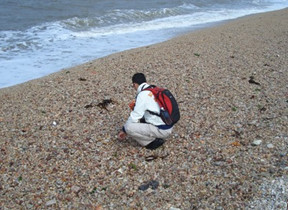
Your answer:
[129,99,136,110]
[118,131,127,140]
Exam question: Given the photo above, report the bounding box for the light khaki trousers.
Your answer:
[124,122,173,146]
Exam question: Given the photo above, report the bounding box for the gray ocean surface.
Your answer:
[0,0,287,88]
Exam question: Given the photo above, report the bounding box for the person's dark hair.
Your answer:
[132,73,146,85]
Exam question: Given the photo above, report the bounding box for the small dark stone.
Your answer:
[149,180,159,190]
[138,183,150,191]
[269,168,276,174]
[78,78,87,81]
[138,180,159,191]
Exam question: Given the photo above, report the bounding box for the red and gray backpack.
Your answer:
[143,85,180,126]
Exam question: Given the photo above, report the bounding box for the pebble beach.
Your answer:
[0,8,287,209]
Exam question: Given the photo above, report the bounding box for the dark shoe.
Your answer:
[145,138,165,150]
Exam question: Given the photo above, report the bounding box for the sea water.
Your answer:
[0,0,287,89]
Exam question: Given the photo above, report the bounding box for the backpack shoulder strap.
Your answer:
[142,85,156,91]
[141,85,161,116]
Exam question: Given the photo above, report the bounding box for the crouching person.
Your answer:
[117,73,173,150]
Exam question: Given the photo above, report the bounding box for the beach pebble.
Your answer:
[71,185,81,193]
[249,120,258,125]
[150,180,159,190]
[27,204,34,209]
[56,180,63,188]
[267,143,274,149]
[138,183,150,191]
[138,180,159,191]
[46,199,56,206]
[252,140,262,146]
[117,168,124,174]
